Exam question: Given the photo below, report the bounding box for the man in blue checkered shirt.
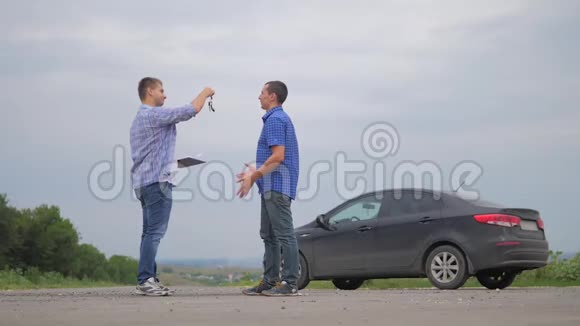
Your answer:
[237,81,301,296]
[130,77,214,296]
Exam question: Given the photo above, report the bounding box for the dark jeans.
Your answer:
[260,191,299,288]
[135,182,173,284]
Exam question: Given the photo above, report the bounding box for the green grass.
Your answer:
[0,270,120,290]
[228,275,580,290]
[301,277,580,290]
[231,251,580,290]
[4,251,579,291]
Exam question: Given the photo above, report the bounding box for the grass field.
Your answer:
[3,251,578,290]
[227,277,580,290]
[0,270,119,290]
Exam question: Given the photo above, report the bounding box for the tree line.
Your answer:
[0,194,137,284]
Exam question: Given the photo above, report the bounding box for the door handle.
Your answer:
[419,216,432,224]
[357,226,373,232]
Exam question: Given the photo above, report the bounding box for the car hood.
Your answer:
[294,220,317,233]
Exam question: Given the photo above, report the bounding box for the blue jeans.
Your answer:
[260,191,299,288]
[135,182,173,284]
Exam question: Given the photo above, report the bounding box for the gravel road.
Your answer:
[1,286,578,326]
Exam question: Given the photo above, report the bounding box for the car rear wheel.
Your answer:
[425,245,469,290]
[476,270,517,289]
[297,254,310,290]
[332,278,365,290]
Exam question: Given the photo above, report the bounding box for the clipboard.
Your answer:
[177,157,206,168]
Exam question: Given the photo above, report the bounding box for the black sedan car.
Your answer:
[294,189,549,290]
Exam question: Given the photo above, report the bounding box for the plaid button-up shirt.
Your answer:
[256,106,300,200]
[130,103,196,189]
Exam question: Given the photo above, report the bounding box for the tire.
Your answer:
[476,270,517,290]
[297,254,310,290]
[332,278,365,290]
[425,245,469,290]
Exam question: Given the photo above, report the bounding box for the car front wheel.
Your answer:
[297,254,310,290]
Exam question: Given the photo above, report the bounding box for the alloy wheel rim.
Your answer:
[431,252,459,283]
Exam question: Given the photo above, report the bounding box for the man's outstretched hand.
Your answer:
[237,163,257,198]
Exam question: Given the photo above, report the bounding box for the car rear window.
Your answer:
[445,192,505,207]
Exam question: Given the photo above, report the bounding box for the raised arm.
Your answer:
[150,87,215,127]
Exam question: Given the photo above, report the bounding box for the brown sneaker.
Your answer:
[261,281,300,297]
[242,279,276,296]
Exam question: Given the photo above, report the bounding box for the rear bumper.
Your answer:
[467,240,549,272]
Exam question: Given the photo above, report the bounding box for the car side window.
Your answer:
[387,191,442,216]
[328,196,382,225]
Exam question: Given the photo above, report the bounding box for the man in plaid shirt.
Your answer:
[130,77,214,296]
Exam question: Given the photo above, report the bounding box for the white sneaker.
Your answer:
[156,279,175,294]
[135,277,169,296]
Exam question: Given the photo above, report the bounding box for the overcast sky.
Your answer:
[1,0,579,260]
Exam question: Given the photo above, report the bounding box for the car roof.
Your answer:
[357,188,503,207]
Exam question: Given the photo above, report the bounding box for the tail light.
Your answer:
[474,214,521,227]
[537,217,545,230]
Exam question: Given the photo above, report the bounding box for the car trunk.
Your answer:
[500,208,545,240]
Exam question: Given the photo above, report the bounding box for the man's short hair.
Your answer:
[138,77,162,100]
[265,81,288,104]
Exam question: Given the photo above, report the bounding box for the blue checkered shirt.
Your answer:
[256,106,300,199]
[130,103,196,189]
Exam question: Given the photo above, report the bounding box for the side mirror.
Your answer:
[316,214,334,231]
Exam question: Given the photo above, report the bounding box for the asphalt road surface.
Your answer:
[1,286,578,326]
